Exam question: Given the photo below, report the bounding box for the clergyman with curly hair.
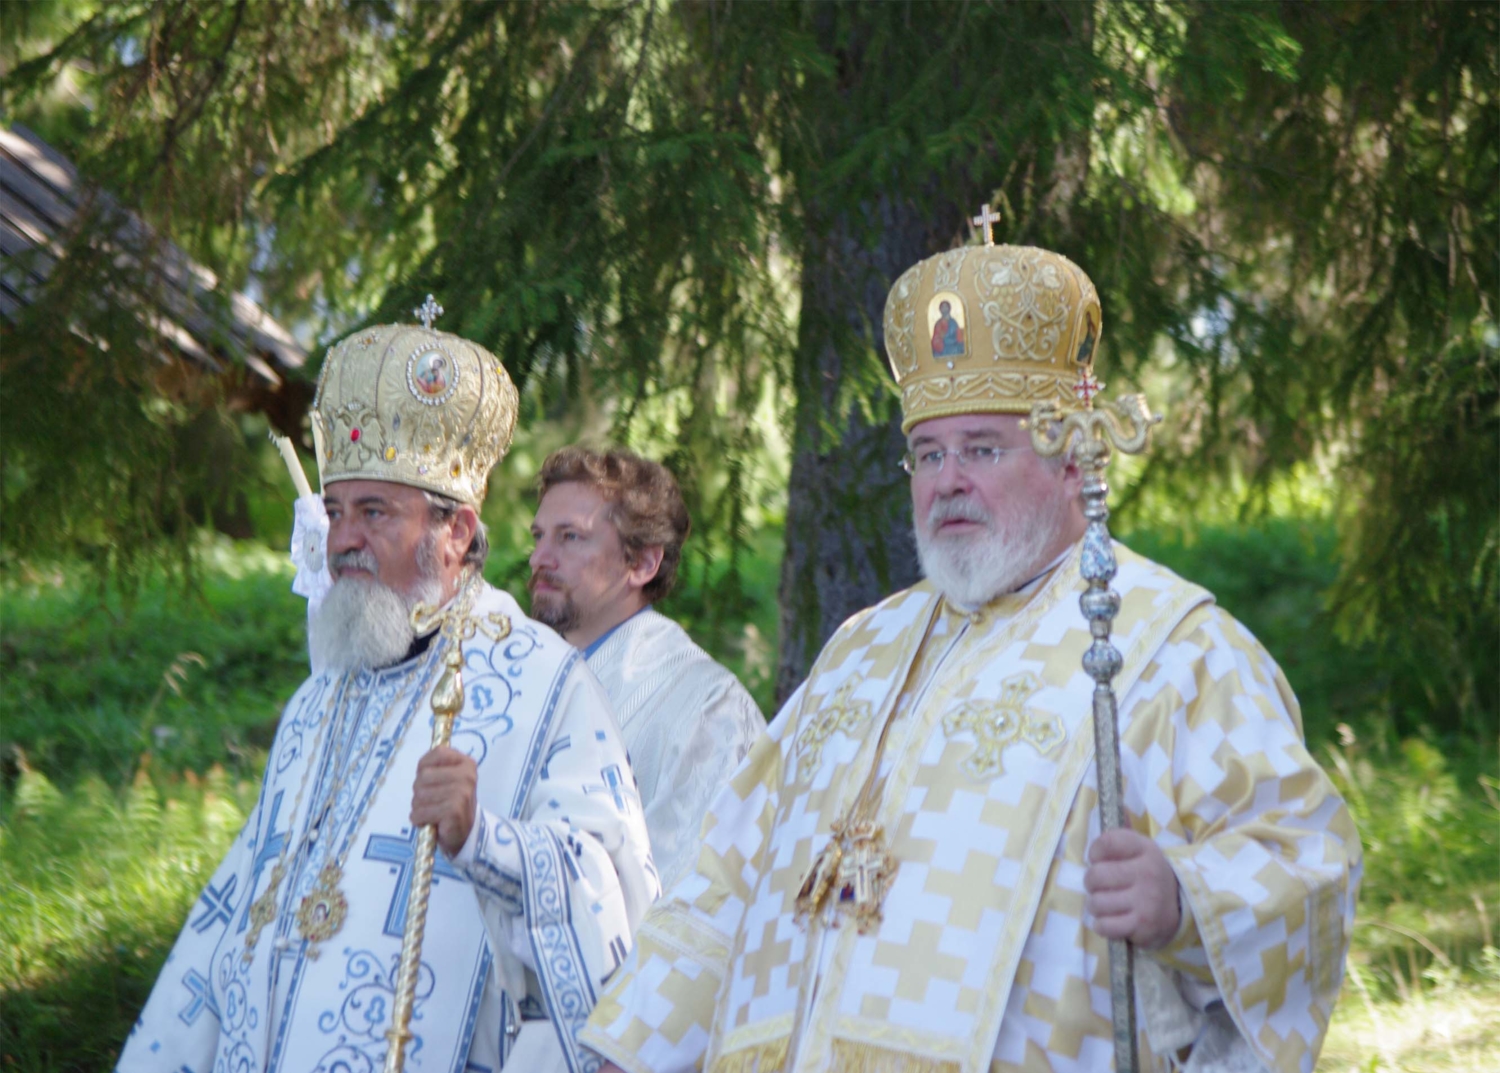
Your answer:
[528,446,764,880]
[504,445,764,1069]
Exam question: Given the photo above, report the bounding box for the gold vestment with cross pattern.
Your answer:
[581,544,1360,1073]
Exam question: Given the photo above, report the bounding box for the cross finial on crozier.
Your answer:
[971,203,1001,246]
[1074,373,1104,408]
[413,294,444,331]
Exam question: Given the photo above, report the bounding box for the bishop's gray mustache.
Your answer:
[332,548,380,574]
[927,496,991,528]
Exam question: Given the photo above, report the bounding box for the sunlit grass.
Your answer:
[1324,976,1500,1072]
[0,763,258,1069]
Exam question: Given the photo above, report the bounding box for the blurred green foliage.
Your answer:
[1,1,1493,730]
[1325,732,1499,1006]
[0,542,307,787]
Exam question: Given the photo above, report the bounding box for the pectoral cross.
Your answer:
[413,294,444,330]
[971,203,1002,246]
[834,821,895,934]
[798,814,896,934]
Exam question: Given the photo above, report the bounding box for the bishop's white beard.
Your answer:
[308,540,446,674]
[914,485,1073,610]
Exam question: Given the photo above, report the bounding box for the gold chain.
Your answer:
[292,660,420,956]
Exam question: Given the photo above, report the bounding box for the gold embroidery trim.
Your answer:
[940,671,1063,778]
[792,676,874,783]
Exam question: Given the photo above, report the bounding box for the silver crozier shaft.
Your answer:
[1030,394,1159,1073]
[1078,464,1138,1073]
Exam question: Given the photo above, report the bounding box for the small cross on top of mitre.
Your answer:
[971,203,1001,246]
[414,294,444,330]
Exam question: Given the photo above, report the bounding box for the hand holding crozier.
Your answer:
[1084,827,1183,949]
[410,745,479,858]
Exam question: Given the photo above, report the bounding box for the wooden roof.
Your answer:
[0,122,306,385]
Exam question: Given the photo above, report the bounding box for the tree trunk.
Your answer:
[770,2,1096,704]
[774,194,963,704]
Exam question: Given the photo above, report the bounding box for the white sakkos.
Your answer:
[116,581,659,1073]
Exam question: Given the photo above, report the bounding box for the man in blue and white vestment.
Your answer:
[117,311,658,1073]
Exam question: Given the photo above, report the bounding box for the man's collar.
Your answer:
[381,572,477,668]
[582,604,652,659]
[396,624,441,665]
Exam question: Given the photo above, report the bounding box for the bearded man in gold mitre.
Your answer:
[118,307,658,1073]
[580,244,1361,1073]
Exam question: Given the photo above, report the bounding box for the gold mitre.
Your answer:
[883,241,1102,433]
[311,297,519,507]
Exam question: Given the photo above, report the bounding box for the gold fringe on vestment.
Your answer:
[709,1036,962,1073]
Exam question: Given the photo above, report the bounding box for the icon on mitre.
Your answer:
[413,350,450,395]
[928,292,967,360]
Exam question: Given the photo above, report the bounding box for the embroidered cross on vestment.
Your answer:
[793,677,873,782]
[941,672,1063,778]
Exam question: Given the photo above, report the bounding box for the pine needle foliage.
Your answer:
[2,0,1495,734]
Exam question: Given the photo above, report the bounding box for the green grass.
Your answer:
[1324,976,1500,1072]
[2,523,1496,1071]
[1,542,308,789]
[1,764,259,1070]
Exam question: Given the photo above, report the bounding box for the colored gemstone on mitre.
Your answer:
[312,320,520,509]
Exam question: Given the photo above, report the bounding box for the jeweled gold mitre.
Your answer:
[311,303,519,507]
[883,243,1102,433]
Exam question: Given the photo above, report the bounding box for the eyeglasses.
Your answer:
[899,444,1030,476]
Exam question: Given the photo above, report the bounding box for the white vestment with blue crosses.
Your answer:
[116,583,659,1073]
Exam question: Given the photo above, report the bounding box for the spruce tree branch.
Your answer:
[491,3,634,192]
[153,0,248,175]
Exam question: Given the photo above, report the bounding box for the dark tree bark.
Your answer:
[774,194,965,704]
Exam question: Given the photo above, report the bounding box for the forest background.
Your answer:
[0,1,1495,1070]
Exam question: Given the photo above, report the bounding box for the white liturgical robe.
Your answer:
[503,609,766,1073]
[116,582,659,1073]
[587,608,766,889]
